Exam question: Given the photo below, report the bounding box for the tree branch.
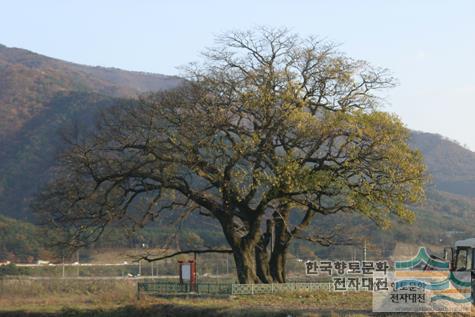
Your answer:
[136,248,234,262]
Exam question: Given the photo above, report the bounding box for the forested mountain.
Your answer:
[1,44,475,262]
[0,43,180,139]
[0,44,181,219]
[409,131,475,196]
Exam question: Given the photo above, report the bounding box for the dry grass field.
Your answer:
[0,278,472,316]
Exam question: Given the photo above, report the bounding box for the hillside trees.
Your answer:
[34,28,426,283]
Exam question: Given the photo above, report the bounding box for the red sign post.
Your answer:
[178,260,197,291]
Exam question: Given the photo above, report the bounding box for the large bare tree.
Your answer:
[34,27,426,284]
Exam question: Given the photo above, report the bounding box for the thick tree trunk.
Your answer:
[270,209,291,283]
[255,219,273,283]
[255,243,272,283]
[270,243,288,283]
[233,245,260,284]
[221,216,261,284]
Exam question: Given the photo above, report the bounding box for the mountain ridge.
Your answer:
[1,43,475,224]
[0,43,181,140]
[409,131,475,197]
[0,43,179,85]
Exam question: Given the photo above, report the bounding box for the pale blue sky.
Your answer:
[1,0,474,148]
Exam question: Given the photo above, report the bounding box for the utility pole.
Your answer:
[226,253,229,275]
[363,240,367,261]
[76,250,80,277]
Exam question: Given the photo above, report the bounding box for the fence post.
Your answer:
[271,283,274,294]
[137,282,141,300]
[251,283,254,295]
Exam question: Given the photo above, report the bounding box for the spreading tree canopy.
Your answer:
[35,27,426,283]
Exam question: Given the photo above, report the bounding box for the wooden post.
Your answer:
[189,260,197,292]
[178,260,184,285]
